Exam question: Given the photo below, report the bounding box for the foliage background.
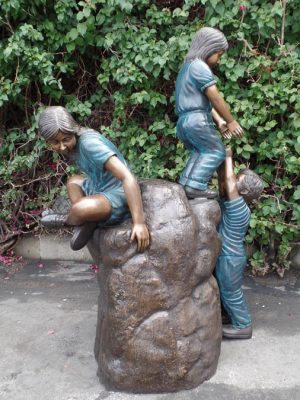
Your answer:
[0,0,299,274]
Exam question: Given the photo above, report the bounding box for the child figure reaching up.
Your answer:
[216,147,264,339]
[176,27,243,199]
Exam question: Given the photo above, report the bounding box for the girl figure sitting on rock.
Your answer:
[176,27,243,199]
[38,106,150,252]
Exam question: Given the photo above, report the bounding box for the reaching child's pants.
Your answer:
[215,255,252,329]
[177,111,225,190]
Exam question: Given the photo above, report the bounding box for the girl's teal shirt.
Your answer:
[175,59,216,116]
[73,129,127,194]
[70,129,130,225]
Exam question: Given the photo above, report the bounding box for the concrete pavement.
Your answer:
[0,260,299,400]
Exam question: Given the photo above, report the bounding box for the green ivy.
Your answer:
[0,0,299,273]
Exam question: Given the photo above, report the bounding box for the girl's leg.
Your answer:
[187,144,225,189]
[41,176,112,235]
[177,114,225,194]
[66,194,112,226]
[67,175,86,204]
[179,151,199,187]
[41,174,86,228]
[66,176,112,250]
[185,124,225,189]
[68,194,113,251]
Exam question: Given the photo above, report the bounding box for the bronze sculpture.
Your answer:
[216,147,264,339]
[38,106,150,252]
[89,180,222,392]
[175,27,244,199]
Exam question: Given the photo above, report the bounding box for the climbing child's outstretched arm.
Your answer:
[223,147,240,201]
[217,161,227,199]
[206,85,243,138]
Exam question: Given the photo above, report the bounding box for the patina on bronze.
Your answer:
[216,147,264,339]
[176,27,244,200]
[38,106,149,252]
[88,180,222,393]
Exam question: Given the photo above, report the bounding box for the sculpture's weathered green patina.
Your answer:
[175,27,244,199]
[38,106,150,252]
[216,148,264,339]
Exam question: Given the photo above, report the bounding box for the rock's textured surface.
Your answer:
[88,179,222,393]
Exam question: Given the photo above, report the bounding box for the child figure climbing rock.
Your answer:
[176,27,243,199]
[38,106,150,252]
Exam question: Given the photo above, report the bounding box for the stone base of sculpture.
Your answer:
[88,179,222,393]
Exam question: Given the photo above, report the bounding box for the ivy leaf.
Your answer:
[243,144,254,152]
[77,23,87,37]
[293,188,300,200]
[265,120,277,130]
[120,2,133,12]
[105,34,114,48]
[77,11,85,22]
[295,137,300,155]
[67,28,78,41]
[293,116,300,129]
[210,0,221,9]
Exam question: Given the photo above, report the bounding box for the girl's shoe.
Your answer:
[41,213,67,228]
[70,222,98,251]
[184,185,218,199]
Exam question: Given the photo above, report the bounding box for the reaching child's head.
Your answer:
[38,106,81,141]
[185,27,228,65]
[237,169,264,203]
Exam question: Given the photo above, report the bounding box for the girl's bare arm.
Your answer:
[105,156,150,252]
[206,85,243,137]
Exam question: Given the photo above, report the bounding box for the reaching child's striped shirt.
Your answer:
[218,197,251,257]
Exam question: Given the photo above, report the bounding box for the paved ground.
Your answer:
[0,260,299,400]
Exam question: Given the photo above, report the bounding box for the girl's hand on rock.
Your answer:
[131,223,150,252]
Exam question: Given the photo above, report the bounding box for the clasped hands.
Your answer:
[218,120,243,139]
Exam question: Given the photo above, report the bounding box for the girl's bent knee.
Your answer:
[67,175,84,186]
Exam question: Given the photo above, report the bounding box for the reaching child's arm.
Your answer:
[205,85,243,138]
[217,161,227,199]
[223,147,240,200]
[104,156,150,252]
